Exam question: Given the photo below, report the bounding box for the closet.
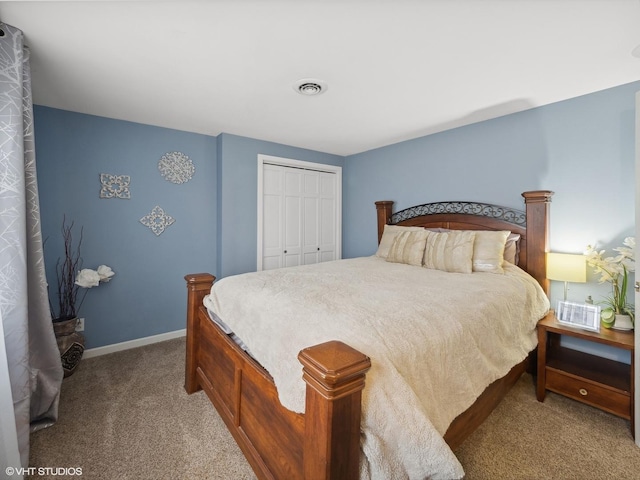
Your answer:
[258,155,341,271]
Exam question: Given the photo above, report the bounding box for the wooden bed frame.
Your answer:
[184,190,553,480]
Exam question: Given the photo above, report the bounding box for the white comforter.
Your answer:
[204,256,550,479]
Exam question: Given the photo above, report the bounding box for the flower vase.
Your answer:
[612,314,634,331]
[53,317,85,377]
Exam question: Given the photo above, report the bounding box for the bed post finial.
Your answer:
[299,341,371,480]
[522,190,554,295]
[375,201,394,244]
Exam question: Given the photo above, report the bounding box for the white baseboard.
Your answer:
[83,329,186,359]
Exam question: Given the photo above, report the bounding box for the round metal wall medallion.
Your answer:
[158,151,195,184]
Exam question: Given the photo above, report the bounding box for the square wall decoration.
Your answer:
[100,173,131,199]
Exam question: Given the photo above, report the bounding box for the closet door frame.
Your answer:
[257,154,342,271]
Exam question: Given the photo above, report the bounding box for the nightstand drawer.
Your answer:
[546,368,631,418]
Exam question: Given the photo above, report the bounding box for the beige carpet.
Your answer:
[29,338,640,479]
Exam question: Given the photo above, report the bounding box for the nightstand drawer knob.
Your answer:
[579,388,588,396]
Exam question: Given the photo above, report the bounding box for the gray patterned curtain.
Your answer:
[0,23,63,466]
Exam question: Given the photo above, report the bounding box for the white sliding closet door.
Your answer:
[317,172,337,263]
[301,170,337,265]
[301,170,319,265]
[283,167,303,268]
[258,155,341,271]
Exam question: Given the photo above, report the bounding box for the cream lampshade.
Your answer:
[546,252,587,301]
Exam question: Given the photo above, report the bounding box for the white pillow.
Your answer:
[471,230,511,273]
[385,230,429,266]
[503,233,521,265]
[423,230,476,273]
[376,224,425,259]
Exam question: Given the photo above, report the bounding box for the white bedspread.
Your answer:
[204,256,550,479]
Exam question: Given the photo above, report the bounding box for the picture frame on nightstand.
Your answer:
[556,300,601,332]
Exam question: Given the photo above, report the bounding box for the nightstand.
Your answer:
[536,312,635,434]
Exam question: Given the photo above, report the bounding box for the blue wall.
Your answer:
[343,105,549,257]
[33,80,638,352]
[35,107,218,348]
[344,81,638,307]
[34,110,342,348]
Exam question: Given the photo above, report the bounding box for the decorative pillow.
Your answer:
[472,230,511,273]
[422,230,476,273]
[503,233,521,265]
[386,230,429,266]
[376,224,425,258]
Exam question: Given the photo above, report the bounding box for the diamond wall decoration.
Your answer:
[99,173,131,199]
[139,205,175,236]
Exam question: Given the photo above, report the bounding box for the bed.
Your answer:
[184,190,553,479]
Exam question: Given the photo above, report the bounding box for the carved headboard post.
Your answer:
[375,201,394,244]
[522,190,554,296]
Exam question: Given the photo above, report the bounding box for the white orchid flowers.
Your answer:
[585,237,635,284]
[75,265,115,288]
[584,237,635,323]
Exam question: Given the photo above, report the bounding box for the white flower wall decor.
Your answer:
[99,173,131,199]
[76,265,115,288]
[158,151,195,184]
[140,205,175,236]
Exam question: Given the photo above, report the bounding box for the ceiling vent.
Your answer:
[293,78,327,96]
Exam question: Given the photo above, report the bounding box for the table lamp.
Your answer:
[546,252,587,301]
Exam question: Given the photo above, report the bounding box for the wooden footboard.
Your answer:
[184,273,371,480]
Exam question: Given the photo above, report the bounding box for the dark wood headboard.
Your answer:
[375,190,553,294]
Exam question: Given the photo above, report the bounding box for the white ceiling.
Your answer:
[2,0,640,156]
